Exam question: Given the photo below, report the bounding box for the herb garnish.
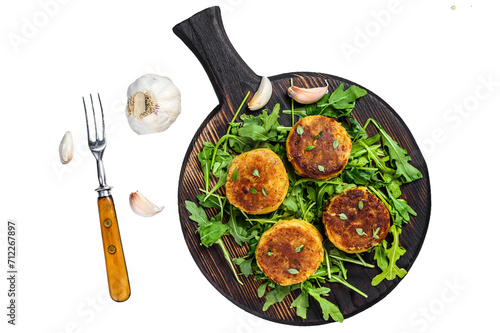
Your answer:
[253,169,260,177]
[356,228,367,236]
[288,268,299,275]
[318,165,325,172]
[333,140,339,149]
[295,245,305,252]
[297,125,304,136]
[249,188,258,194]
[313,131,323,140]
[306,145,315,151]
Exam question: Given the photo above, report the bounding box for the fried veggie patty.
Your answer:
[226,148,288,215]
[286,115,351,180]
[323,186,390,253]
[255,219,324,286]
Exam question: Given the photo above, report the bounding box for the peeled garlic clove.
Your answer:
[129,191,164,217]
[59,131,74,164]
[126,74,181,135]
[287,81,329,104]
[248,76,272,111]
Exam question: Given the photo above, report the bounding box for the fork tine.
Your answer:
[97,93,105,139]
[90,94,99,141]
[82,97,92,142]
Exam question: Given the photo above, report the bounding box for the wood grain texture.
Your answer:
[174,6,431,325]
[97,196,131,302]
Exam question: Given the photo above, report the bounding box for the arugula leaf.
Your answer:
[327,83,366,110]
[185,200,210,228]
[303,281,344,322]
[373,241,389,270]
[290,289,309,319]
[283,84,367,120]
[203,170,227,202]
[226,205,252,246]
[238,124,268,141]
[233,257,254,277]
[186,200,227,247]
[386,189,417,227]
[263,284,291,311]
[371,225,407,286]
[261,104,280,132]
[257,279,273,298]
[185,200,243,285]
[197,142,214,192]
[371,119,422,183]
[198,220,229,247]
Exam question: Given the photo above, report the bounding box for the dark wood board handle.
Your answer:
[173,6,260,106]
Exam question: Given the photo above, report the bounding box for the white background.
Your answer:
[1,0,498,332]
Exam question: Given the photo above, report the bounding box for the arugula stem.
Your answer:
[277,126,292,132]
[203,175,227,202]
[215,238,244,285]
[223,91,251,151]
[291,78,295,127]
[283,109,308,117]
[329,274,368,298]
[304,202,316,220]
[329,253,375,268]
[355,253,373,268]
[324,249,332,280]
[210,92,250,169]
[245,218,278,224]
[362,118,376,130]
[199,188,226,200]
[368,186,392,213]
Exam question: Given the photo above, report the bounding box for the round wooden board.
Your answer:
[177,72,431,326]
[175,7,431,326]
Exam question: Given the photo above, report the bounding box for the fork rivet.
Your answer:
[108,245,116,254]
[103,219,112,228]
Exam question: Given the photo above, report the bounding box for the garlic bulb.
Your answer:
[126,74,181,135]
[59,131,74,164]
[288,81,328,104]
[129,191,164,217]
[248,76,272,111]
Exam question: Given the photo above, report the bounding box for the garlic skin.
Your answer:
[287,81,328,104]
[248,76,272,111]
[129,191,164,217]
[59,131,74,164]
[126,74,181,135]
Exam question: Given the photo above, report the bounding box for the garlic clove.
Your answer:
[129,191,164,217]
[248,76,272,111]
[126,74,181,135]
[287,81,329,104]
[59,131,74,164]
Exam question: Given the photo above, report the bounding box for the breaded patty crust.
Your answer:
[286,115,351,180]
[255,219,324,286]
[226,148,288,215]
[323,186,390,253]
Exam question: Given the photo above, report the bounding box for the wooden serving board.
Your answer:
[174,6,431,325]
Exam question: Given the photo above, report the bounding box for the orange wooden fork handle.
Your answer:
[97,195,130,302]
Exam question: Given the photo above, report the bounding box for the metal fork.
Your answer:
[83,94,130,302]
